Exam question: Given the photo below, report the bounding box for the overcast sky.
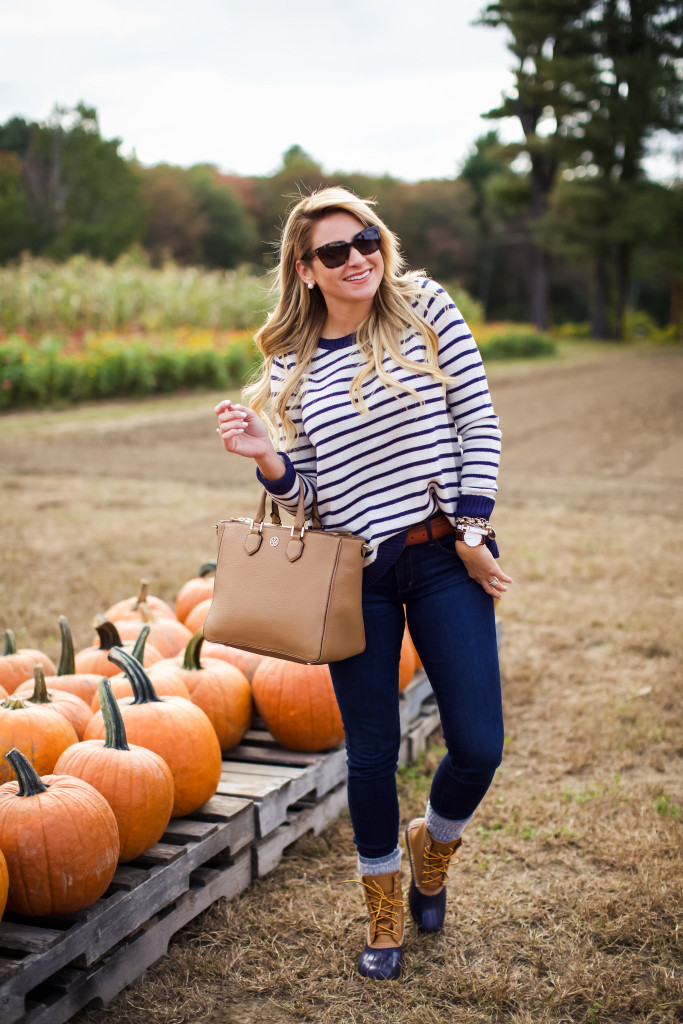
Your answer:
[0,0,678,182]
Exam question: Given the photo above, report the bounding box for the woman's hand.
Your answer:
[215,400,272,459]
[214,400,286,480]
[455,541,513,599]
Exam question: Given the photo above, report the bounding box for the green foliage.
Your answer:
[0,153,39,261]
[653,794,681,819]
[0,255,270,334]
[17,104,144,262]
[0,329,261,412]
[186,165,257,269]
[480,329,556,360]
[553,321,592,339]
[438,282,485,325]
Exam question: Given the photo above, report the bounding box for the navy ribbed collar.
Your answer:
[317,332,357,351]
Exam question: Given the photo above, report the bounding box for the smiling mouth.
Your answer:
[344,269,371,283]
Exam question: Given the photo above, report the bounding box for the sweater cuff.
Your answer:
[455,494,495,520]
[255,452,297,496]
[456,494,499,558]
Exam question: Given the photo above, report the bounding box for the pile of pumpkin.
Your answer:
[0,568,420,922]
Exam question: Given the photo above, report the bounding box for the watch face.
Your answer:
[464,531,482,547]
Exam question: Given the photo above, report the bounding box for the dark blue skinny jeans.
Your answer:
[328,533,504,861]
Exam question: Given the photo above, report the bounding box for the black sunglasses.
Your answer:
[304,224,381,269]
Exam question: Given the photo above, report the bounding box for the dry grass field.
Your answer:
[0,344,681,1023]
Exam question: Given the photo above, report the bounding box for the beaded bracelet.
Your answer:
[454,516,496,539]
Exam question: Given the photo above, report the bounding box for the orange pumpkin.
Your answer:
[21,616,103,705]
[104,580,176,622]
[201,642,263,683]
[183,597,212,634]
[251,658,344,753]
[175,562,216,624]
[0,630,57,694]
[55,679,174,862]
[398,628,417,693]
[0,848,8,919]
[149,632,251,752]
[76,619,163,676]
[0,748,119,915]
[20,664,94,740]
[0,697,78,784]
[111,616,192,659]
[84,648,222,818]
[405,622,422,670]
[90,662,190,712]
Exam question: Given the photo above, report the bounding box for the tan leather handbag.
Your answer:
[202,481,370,665]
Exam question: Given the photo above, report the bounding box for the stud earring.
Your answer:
[307,282,314,290]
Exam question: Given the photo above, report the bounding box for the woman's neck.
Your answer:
[322,299,373,339]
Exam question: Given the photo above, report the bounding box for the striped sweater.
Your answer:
[257,278,501,574]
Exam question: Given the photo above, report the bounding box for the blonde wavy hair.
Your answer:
[243,186,453,450]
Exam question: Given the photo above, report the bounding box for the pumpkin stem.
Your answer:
[183,631,205,671]
[57,615,76,676]
[131,624,151,664]
[1,697,30,710]
[137,603,154,624]
[3,630,17,656]
[198,562,217,578]
[134,580,149,610]
[107,647,163,704]
[92,617,124,651]
[99,678,130,751]
[5,748,49,796]
[30,664,53,704]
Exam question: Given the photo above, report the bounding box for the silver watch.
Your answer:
[455,525,487,547]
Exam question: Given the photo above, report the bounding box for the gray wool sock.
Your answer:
[357,845,402,876]
[425,800,472,842]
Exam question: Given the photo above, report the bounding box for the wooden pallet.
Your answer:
[0,797,253,1024]
[0,669,441,1023]
[218,732,347,839]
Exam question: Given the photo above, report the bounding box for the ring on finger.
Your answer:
[489,577,499,587]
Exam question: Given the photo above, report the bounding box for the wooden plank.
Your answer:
[221,761,305,780]
[217,771,297,800]
[17,850,253,1024]
[253,783,348,878]
[406,706,442,763]
[159,820,218,842]
[225,743,327,767]
[192,794,254,829]
[0,924,64,955]
[399,671,434,727]
[219,743,348,840]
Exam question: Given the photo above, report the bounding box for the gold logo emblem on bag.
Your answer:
[270,536,279,547]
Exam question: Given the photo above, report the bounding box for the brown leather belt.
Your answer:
[404,514,455,546]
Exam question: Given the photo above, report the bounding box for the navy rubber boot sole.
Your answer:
[407,882,446,934]
[405,821,447,933]
[357,944,402,980]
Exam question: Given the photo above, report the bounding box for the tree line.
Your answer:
[0,0,680,338]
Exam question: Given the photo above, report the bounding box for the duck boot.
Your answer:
[405,817,462,933]
[356,871,404,980]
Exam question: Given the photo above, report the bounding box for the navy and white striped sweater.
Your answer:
[257,279,501,583]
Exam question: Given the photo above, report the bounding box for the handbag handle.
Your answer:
[247,478,320,561]
[254,479,323,531]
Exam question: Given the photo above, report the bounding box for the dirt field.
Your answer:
[1,345,681,1023]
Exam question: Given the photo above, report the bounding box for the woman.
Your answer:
[215,186,512,981]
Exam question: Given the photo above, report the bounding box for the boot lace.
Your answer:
[423,842,461,887]
[341,878,404,942]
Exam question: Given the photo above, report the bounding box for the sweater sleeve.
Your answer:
[255,355,318,518]
[418,281,501,521]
